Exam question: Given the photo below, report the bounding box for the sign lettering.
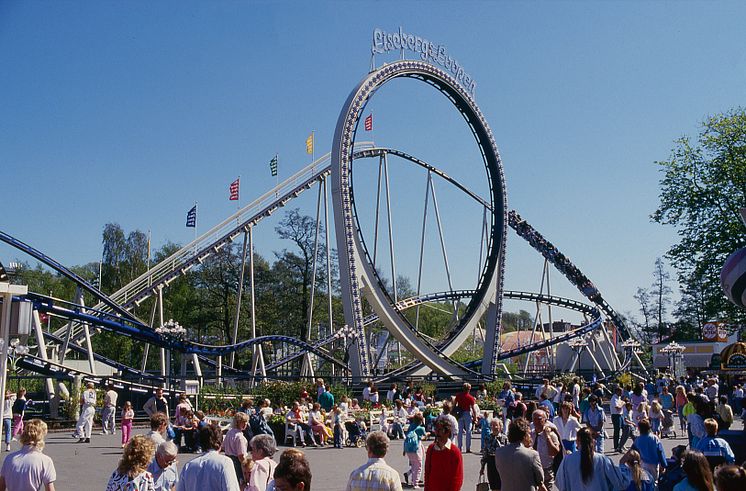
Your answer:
[372,27,477,96]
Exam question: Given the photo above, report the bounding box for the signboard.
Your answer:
[702,321,728,342]
[372,27,477,96]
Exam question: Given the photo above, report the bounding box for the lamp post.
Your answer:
[155,320,186,389]
[334,324,357,384]
[0,283,27,427]
[660,341,686,379]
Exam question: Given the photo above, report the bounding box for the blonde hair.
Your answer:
[117,435,156,477]
[241,453,254,473]
[625,449,644,491]
[20,419,47,450]
[233,411,249,427]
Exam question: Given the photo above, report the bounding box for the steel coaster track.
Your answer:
[27,293,348,368]
[377,290,603,381]
[508,211,632,341]
[0,144,633,379]
[16,354,179,395]
[268,289,601,376]
[54,143,374,342]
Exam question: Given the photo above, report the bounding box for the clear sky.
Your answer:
[1,1,745,323]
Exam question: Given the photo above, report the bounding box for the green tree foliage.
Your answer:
[652,108,746,332]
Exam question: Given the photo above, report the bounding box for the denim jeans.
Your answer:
[2,418,10,445]
[457,412,472,451]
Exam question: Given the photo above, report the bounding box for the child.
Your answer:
[379,407,390,437]
[649,401,663,436]
[620,449,655,491]
[121,401,134,447]
[11,388,28,440]
[403,414,428,489]
[240,454,254,491]
[479,411,491,452]
[332,406,343,449]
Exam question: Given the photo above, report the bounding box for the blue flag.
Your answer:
[186,205,197,228]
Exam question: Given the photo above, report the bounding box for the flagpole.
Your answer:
[193,201,197,243]
[312,131,315,162]
[147,229,151,272]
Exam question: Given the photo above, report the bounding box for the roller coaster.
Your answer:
[0,57,643,400]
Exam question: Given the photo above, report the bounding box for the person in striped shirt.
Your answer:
[345,431,402,491]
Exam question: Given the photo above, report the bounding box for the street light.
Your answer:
[660,341,686,378]
[334,325,358,381]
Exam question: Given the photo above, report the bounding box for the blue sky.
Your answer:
[1,1,745,322]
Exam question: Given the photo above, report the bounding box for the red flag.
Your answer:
[364,114,373,131]
[229,178,240,201]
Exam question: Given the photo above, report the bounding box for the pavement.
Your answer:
[1,416,742,490]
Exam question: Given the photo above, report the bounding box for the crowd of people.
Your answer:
[1,373,746,490]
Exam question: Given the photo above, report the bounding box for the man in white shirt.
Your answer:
[571,379,581,409]
[609,387,625,452]
[177,425,240,491]
[101,383,118,435]
[74,382,97,443]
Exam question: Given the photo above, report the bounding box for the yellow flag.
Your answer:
[305,133,314,154]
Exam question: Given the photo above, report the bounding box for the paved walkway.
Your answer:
[1,417,741,490]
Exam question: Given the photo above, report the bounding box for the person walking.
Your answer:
[273,449,312,491]
[453,383,477,453]
[694,418,735,465]
[121,401,134,447]
[631,419,667,481]
[555,427,630,491]
[480,418,507,491]
[177,425,240,491]
[74,382,96,443]
[493,417,545,491]
[345,431,402,491]
[403,414,428,489]
[144,388,170,420]
[554,401,582,453]
[585,396,606,453]
[102,383,119,435]
[246,434,277,491]
[531,409,560,490]
[673,450,714,491]
[11,388,28,441]
[3,391,14,452]
[0,419,56,491]
[147,441,179,491]
[223,413,250,485]
[105,435,156,491]
[610,387,625,452]
[424,418,463,491]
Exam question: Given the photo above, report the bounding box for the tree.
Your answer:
[650,258,673,342]
[652,108,746,332]
[633,287,654,344]
[274,208,332,342]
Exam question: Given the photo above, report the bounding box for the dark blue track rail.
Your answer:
[508,211,632,341]
[26,293,348,368]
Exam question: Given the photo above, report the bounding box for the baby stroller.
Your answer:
[345,420,367,447]
[661,409,677,438]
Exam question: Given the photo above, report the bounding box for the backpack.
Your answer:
[404,429,420,453]
[250,413,274,437]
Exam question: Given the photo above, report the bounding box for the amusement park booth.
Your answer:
[653,322,737,372]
